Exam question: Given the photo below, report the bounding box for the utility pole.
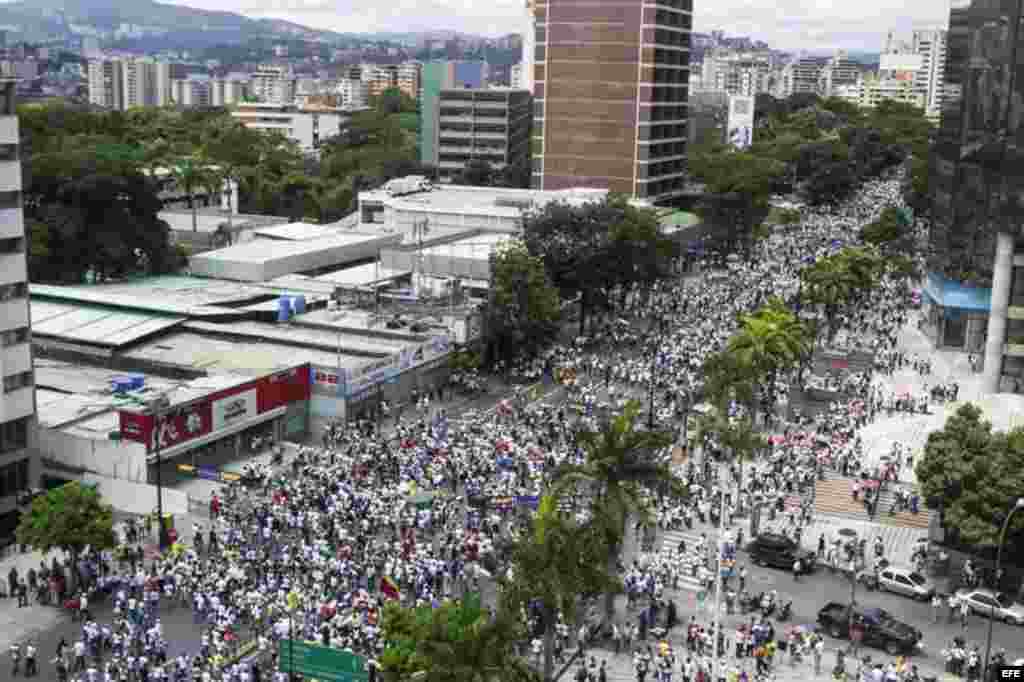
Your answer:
[148,394,171,551]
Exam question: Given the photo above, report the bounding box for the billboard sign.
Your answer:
[211,389,257,431]
[727,95,755,149]
[119,404,212,454]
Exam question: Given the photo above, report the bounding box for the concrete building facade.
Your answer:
[425,88,532,182]
[87,58,125,109]
[776,56,826,98]
[529,0,693,202]
[231,103,352,151]
[0,80,37,538]
[250,65,296,105]
[927,0,1024,393]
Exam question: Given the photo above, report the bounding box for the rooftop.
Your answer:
[182,319,409,356]
[31,299,185,348]
[122,332,366,377]
[191,231,391,264]
[420,232,512,260]
[251,222,353,241]
[359,183,612,219]
[295,308,448,341]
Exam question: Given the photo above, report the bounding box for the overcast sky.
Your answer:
[162,0,951,52]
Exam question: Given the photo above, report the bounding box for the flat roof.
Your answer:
[359,184,610,219]
[123,332,367,375]
[192,232,386,264]
[295,308,443,341]
[30,299,185,348]
[182,319,407,356]
[31,282,235,318]
[313,263,411,287]
[252,222,352,241]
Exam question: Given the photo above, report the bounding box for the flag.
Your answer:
[380,576,401,600]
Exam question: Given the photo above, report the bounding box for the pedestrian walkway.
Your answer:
[795,517,927,569]
[656,528,711,593]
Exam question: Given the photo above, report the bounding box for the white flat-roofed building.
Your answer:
[189,231,402,282]
[356,180,620,239]
[231,102,353,151]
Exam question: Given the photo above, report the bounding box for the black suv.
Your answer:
[816,602,923,655]
[748,533,816,573]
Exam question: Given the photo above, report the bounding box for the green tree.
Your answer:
[164,155,217,232]
[502,495,620,682]
[725,297,811,404]
[522,196,672,335]
[379,593,533,682]
[16,482,117,590]
[485,238,561,369]
[552,400,679,621]
[916,404,1024,552]
[804,161,857,206]
[800,252,860,343]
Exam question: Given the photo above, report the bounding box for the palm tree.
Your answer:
[695,411,767,514]
[800,253,859,344]
[165,155,215,232]
[501,495,619,682]
[552,400,681,622]
[726,297,812,414]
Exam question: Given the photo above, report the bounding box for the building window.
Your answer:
[0,282,26,301]
[0,191,18,210]
[0,145,17,162]
[0,417,28,455]
[3,371,32,394]
[0,327,27,347]
[0,457,29,498]
[0,237,23,254]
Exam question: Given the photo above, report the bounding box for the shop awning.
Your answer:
[924,273,991,312]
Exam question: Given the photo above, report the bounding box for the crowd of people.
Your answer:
[7,172,994,682]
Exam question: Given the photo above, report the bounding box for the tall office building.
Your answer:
[529,0,692,201]
[700,49,774,96]
[927,0,1024,392]
[87,58,125,109]
[211,75,249,107]
[0,78,37,537]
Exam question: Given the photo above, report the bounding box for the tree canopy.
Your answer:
[916,403,1024,552]
[16,482,117,561]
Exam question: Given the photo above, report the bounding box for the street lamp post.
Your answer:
[148,395,171,551]
[983,497,1024,681]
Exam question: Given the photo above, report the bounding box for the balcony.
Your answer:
[0,300,28,328]
[438,145,476,154]
[0,117,17,145]
[0,208,23,240]
[0,161,19,193]
[439,115,475,123]
[0,386,33,422]
[0,343,30,376]
[473,131,508,140]
[0,252,25,285]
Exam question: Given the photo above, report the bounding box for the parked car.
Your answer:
[955,589,1024,625]
[748,533,817,573]
[816,602,923,655]
[878,566,936,601]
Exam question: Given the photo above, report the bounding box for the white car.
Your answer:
[955,589,1024,625]
[878,567,935,600]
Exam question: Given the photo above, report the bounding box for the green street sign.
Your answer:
[278,640,369,682]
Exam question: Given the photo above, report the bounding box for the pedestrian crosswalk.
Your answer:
[653,528,712,593]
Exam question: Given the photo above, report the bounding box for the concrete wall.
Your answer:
[37,429,149,483]
[82,471,189,516]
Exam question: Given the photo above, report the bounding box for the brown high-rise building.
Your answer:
[527,0,692,202]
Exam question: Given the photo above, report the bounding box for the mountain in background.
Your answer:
[0,0,348,45]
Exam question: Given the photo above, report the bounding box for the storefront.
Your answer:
[342,335,454,425]
[117,365,311,483]
[922,273,991,352]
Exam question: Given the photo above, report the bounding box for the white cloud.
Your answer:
[160,0,949,50]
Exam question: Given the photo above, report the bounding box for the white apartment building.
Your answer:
[700,49,774,96]
[912,29,946,119]
[818,52,862,97]
[87,58,125,109]
[171,76,211,108]
[121,57,161,108]
[776,56,826,98]
[831,70,925,111]
[337,78,370,109]
[231,103,352,151]
[0,79,37,534]
[250,65,296,105]
[397,62,421,100]
[211,75,248,107]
